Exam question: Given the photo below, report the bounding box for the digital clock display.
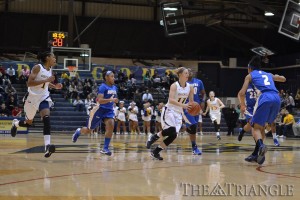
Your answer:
[48,31,68,47]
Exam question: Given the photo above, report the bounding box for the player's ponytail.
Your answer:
[175,66,187,76]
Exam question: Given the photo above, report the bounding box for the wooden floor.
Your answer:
[0,133,299,200]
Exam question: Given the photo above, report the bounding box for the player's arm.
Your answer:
[168,83,191,109]
[238,74,251,113]
[27,65,55,87]
[203,100,210,115]
[97,93,118,104]
[49,83,62,90]
[272,74,286,82]
[217,98,225,109]
[188,85,194,103]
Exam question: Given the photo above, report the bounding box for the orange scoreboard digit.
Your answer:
[48,31,68,47]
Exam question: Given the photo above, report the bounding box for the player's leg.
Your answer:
[100,108,115,156]
[183,110,201,155]
[39,101,55,158]
[72,105,98,142]
[238,118,252,141]
[151,109,180,160]
[198,114,203,135]
[11,98,35,137]
[271,122,280,146]
[121,121,127,134]
[211,113,221,140]
[117,120,121,134]
[101,117,114,156]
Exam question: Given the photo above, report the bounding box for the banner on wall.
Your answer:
[0,117,28,134]
[0,62,176,81]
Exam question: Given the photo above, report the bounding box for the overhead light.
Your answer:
[163,7,178,11]
[264,11,274,16]
[80,52,89,57]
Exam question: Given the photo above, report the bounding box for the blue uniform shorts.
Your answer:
[251,92,280,127]
[87,106,114,130]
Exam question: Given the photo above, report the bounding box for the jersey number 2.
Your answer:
[262,75,271,86]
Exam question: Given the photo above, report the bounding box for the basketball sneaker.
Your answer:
[257,144,267,165]
[244,154,258,162]
[11,119,19,137]
[237,128,244,141]
[217,135,221,140]
[150,152,163,160]
[44,144,56,158]
[273,138,280,147]
[192,146,202,155]
[100,148,112,156]
[146,134,159,149]
[72,128,81,143]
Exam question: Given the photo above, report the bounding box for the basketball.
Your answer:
[187,102,201,116]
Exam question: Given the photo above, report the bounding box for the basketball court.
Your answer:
[0,133,299,199]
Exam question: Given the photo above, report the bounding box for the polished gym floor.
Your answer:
[0,133,299,200]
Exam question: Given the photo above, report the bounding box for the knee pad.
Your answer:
[43,115,51,135]
[186,124,197,135]
[163,128,177,146]
[162,127,176,137]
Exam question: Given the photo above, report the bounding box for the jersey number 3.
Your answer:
[262,75,271,86]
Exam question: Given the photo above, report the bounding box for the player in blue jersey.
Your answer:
[238,56,286,165]
[182,68,206,155]
[72,69,118,156]
[238,84,280,147]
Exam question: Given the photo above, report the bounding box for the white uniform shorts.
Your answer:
[161,106,182,133]
[209,112,221,124]
[24,94,53,120]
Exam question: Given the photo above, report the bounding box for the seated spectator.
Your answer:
[67,82,78,100]
[279,110,295,137]
[129,71,136,85]
[0,103,10,117]
[161,72,169,89]
[4,83,17,99]
[77,81,84,98]
[295,89,300,109]
[6,65,16,84]
[73,96,84,111]
[12,106,22,117]
[60,72,69,84]
[83,82,92,98]
[142,88,153,103]
[143,70,151,87]
[6,96,17,113]
[19,65,30,84]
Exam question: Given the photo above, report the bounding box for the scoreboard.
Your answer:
[48,31,68,47]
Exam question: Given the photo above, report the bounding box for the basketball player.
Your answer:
[72,69,118,156]
[238,55,286,165]
[238,84,280,148]
[203,91,225,140]
[10,51,62,158]
[182,68,206,155]
[146,67,193,160]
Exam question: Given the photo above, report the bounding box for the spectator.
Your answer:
[143,70,151,87]
[0,103,10,117]
[12,106,22,117]
[168,71,176,85]
[128,101,139,135]
[142,88,153,103]
[295,89,300,109]
[4,83,17,99]
[6,96,17,113]
[6,65,16,84]
[116,101,127,135]
[279,110,295,137]
[141,102,153,135]
[77,81,84,98]
[68,82,78,100]
[84,94,94,115]
[223,104,239,136]
[19,65,30,84]
[73,96,84,111]
[60,72,69,84]
[161,72,169,89]
[83,82,92,98]
[129,71,136,85]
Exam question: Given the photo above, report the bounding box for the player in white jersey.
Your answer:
[203,91,225,140]
[10,51,62,158]
[146,67,193,160]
